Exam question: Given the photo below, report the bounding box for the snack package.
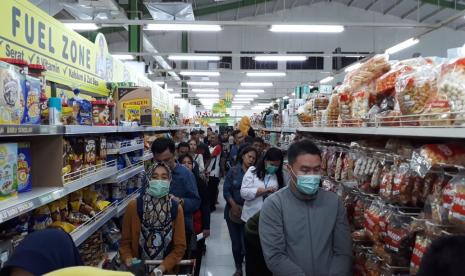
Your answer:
[410,234,431,275]
[21,76,41,124]
[83,187,110,212]
[420,100,452,126]
[124,105,141,123]
[379,164,394,201]
[392,162,414,205]
[96,137,107,166]
[384,213,415,267]
[395,65,438,116]
[410,144,465,177]
[437,57,465,125]
[91,101,114,126]
[0,143,18,201]
[345,55,391,91]
[334,152,344,181]
[48,200,76,233]
[0,65,22,124]
[337,86,353,126]
[341,151,356,181]
[351,90,370,125]
[31,205,53,231]
[364,200,388,243]
[17,143,32,193]
[370,162,383,192]
[111,182,126,202]
[448,173,465,227]
[326,94,339,127]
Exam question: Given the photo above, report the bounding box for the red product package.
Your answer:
[410,234,431,275]
[411,144,465,176]
[448,173,465,226]
[380,164,394,201]
[392,162,414,205]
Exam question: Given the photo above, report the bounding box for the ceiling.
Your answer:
[32,0,465,108]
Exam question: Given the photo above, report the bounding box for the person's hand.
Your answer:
[153,267,163,276]
[125,258,133,268]
[267,187,278,193]
[170,195,181,203]
[231,204,242,217]
[256,187,267,196]
[203,229,211,238]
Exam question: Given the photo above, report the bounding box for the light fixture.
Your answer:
[231,106,244,109]
[283,96,290,100]
[233,100,252,103]
[172,93,181,98]
[256,103,272,106]
[237,89,265,93]
[269,24,344,33]
[240,82,273,87]
[180,71,220,77]
[168,55,221,61]
[112,54,134,60]
[145,24,222,32]
[167,88,174,92]
[234,98,254,101]
[385,38,419,55]
[252,106,266,110]
[235,94,258,98]
[153,81,165,85]
[254,56,307,62]
[187,81,219,86]
[196,94,219,98]
[276,99,281,103]
[320,76,334,84]
[64,23,99,31]
[246,72,286,77]
[192,88,219,93]
[344,62,362,73]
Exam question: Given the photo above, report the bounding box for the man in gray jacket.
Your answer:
[259,139,352,276]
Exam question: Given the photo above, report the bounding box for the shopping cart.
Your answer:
[128,259,196,276]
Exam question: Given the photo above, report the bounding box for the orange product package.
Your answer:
[346,55,391,91]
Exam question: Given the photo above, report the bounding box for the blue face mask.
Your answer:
[148,179,170,198]
[295,174,321,195]
[265,164,278,174]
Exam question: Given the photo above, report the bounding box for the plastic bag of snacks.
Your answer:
[334,151,344,181]
[364,200,388,243]
[410,144,465,177]
[341,151,356,181]
[370,162,383,192]
[376,63,414,96]
[380,164,394,200]
[437,57,465,125]
[420,99,452,126]
[320,146,330,176]
[337,85,353,126]
[410,234,431,275]
[345,55,391,91]
[326,93,339,127]
[448,172,465,227]
[392,162,414,205]
[384,213,415,267]
[395,65,438,117]
[351,90,370,126]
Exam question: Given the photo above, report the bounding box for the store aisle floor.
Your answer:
[200,183,236,276]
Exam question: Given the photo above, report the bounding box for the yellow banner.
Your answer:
[0,0,108,95]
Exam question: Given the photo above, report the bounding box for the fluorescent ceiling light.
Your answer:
[233,101,252,104]
[246,72,286,77]
[64,23,98,31]
[112,54,134,60]
[234,98,254,101]
[153,81,165,85]
[269,24,344,33]
[231,106,244,109]
[172,93,181,98]
[283,96,290,100]
[320,76,334,84]
[344,62,362,73]
[254,56,306,62]
[235,94,258,98]
[187,81,219,86]
[252,106,266,110]
[385,38,419,55]
[196,94,219,98]
[237,89,265,93]
[276,99,281,102]
[257,103,272,106]
[180,71,220,77]
[167,88,174,92]
[145,24,222,32]
[241,82,273,87]
[168,55,221,61]
[192,88,219,93]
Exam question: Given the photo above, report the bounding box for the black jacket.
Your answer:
[244,212,272,276]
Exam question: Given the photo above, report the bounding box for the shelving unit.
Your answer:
[0,125,64,137]
[142,151,153,162]
[107,141,144,155]
[98,163,145,184]
[71,205,118,246]
[116,188,142,217]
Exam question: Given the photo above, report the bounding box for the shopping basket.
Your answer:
[128,259,196,276]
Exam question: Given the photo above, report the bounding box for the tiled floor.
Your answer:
[200,184,237,276]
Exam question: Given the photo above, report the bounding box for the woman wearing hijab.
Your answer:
[223,146,258,276]
[120,163,186,276]
[0,228,82,276]
[240,147,284,223]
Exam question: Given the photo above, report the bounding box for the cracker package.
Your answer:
[17,142,32,193]
[0,63,22,124]
[0,143,18,201]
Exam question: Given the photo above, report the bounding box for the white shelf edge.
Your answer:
[116,189,141,217]
[107,143,144,155]
[0,165,117,224]
[71,205,117,246]
[142,152,153,162]
[98,164,145,184]
[64,125,118,135]
[298,126,465,138]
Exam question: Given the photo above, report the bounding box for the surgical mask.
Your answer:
[265,164,278,174]
[295,174,320,195]
[148,179,170,198]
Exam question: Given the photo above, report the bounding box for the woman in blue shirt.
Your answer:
[223,146,258,276]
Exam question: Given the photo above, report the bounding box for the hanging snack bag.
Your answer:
[410,144,465,177]
[326,93,339,127]
[345,55,391,91]
[31,205,53,231]
[380,164,394,201]
[392,162,414,205]
[384,213,415,267]
[448,173,465,227]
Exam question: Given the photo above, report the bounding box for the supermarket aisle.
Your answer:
[200,183,236,276]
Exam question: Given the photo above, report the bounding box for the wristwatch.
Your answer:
[153,268,163,276]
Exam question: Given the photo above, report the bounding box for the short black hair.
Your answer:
[417,235,465,276]
[178,153,193,164]
[287,139,321,165]
[151,137,176,155]
[252,137,264,144]
[199,130,205,134]
[190,130,199,136]
[232,130,241,138]
[207,127,212,131]
[177,142,190,150]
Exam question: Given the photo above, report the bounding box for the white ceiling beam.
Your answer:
[420,7,445,23]
[383,0,402,15]
[364,0,379,11]
[401,2,425,19]
[347,0,356,7]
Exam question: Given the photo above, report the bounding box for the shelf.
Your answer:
[0,125,64,137]
[98,163,145,184]
[117,126,145,133]
[107,143,144,155]
[71,205,117,246]
[98,251,118,268]
[298,127,465,139]
[64,125,117,135]
[144,126,171,132]
[116,188,141,217]
[0,164,117,224]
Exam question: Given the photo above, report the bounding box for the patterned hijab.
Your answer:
[139,163,173,261]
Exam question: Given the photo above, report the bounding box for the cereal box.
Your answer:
[0,143,18,200]
[17,143,32,193]
[21,76,41,124]
[0,63,22,124]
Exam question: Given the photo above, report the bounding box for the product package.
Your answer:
[437,57,465,125]
[0,62,22,124]
[92,101,114,126]
[17,143,32,193]
[410,144,465,176]
[0,143,18,201]
[21,76,41,124]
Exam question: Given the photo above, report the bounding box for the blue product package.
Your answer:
[77,99,92,125]
[17,143,32,193]
[21,76,41,124]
